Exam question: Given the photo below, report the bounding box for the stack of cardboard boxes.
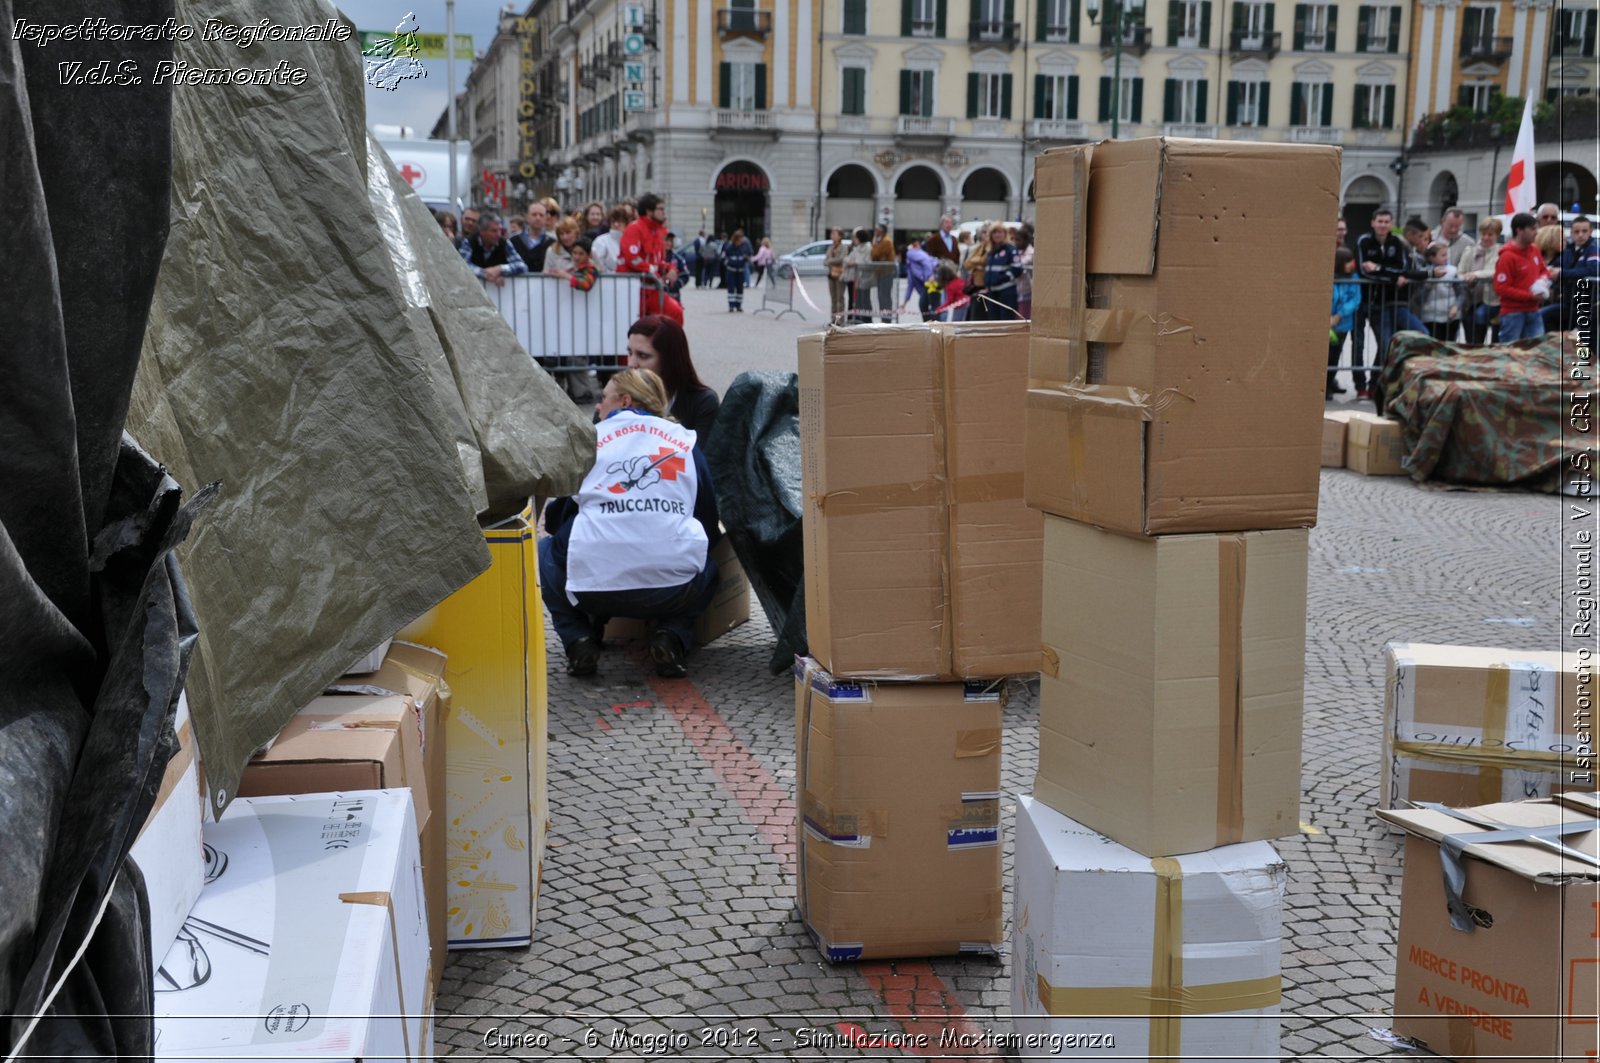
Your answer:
[794,320,1043,960]
[1010,138,1339,1059]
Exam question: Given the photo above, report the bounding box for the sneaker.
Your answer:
[648,630,688,679]
[565,636,600,677]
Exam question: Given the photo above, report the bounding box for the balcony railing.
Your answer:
[1099,24,1152,55]
[1230,28,1282,56]
[1289,125,1345,144]
[1162,122,1217,138]
[1030,118,1087,139]
[909,17,939,36]
[968,19,1021,48]
[1300,31,1329,50]
[1459,35,1514,61]
[836,114,875,133]
[717,9,773,37]
[1041,23,1074,42]
[895,114,955,137]
[715,108,774,131]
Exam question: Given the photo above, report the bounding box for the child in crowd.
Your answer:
[567,239,598,292]
[1329,247,1361,398]
[1416,241,1462,342]
[932,260,968,322]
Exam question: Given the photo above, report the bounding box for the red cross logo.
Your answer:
[398,163,425,186]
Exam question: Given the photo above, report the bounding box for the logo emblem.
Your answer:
[363,12,426,91]
[606,447,686,494]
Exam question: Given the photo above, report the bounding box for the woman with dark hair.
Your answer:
[626,315,721,440]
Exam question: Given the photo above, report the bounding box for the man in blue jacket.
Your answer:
[1559,216,1598,337]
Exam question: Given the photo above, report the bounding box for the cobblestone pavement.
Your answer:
[433,298,1573,1059]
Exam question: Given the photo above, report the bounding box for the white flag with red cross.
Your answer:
[1504,97,1536,215]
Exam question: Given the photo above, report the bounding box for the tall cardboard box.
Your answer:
[1026,138,1339,535]
[1345,412,1406,475]
[401,507,549,948]
[603,536,751,645]
[1382,643,1589,810]
[1378,794,1600,1062]
[795,658,1003,960]
[1322,411,1356,468]
[1036,516,1307,857]
[130,692,205,978]
[1013,796,1286,1062]
[800,321,1043,679]
[153,790,432,1062]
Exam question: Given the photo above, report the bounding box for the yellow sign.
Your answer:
[359,30,473,59]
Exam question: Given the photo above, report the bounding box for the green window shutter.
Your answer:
[1037,0,1049,39]
[899,70,912,114]
[1456,84,1473,109]
[1227,80,1239,124]
[1387,5,1400,51]
[1290,81,1303,124]
[1163,77,1179,120]
[755,63,767,108]
[1264,3,1275,33]
[1068,75,1080,117]
[1321,83,1334,124]
[1002,73,1014,117]
[1196,80,1208,121]
[924,72,937,114]
[719,62,731,107]
[1005,0,1017,26]
[902,0,914,35]
[968,72,980,117]
[1071,0,1081,41]
[1099,75,1112,121]
[1232,3,1245,31]
[937,0,949,35]
[1293,3,1306,49]
[1256,81,1270,125]
[1585,11,1598,55]
[1168,0,1181,45]
[844,0,867,33]
[1130,78,1143,122]
[970,0,982,23]
[843,69,861,114]
[1355,5,1370,51]
[1200,1,1212,45]
[1035,73,1048,117]
[1352,84,1368,127]
[1382,84,1395,126]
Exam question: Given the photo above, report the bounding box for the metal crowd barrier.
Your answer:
[754,262,805,321]
[482,273,644,373]
[1327,274,1535,380]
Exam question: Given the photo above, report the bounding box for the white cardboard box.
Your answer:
[130,692,205,978]
[1011,796,1286,1062]
[153,790,432,1061]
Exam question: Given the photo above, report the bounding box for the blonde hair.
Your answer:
[554,216,581,238]
[1535,223,1565,260]
[608,368,671,418]
[1478,217,1503,236]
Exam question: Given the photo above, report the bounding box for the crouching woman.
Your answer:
[538,369,721,678]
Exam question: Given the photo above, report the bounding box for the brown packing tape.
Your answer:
[1390,739,1573,772]
[340,890,414,1062]
[1215,536,1246,847]
[811,478,944,516]
[944,797,1001,832]
[955,728,1002,758]
[799,791,890,841]
[1040,645,1061,680]
[950,471,1026,506]
[1148,857,1184,1060]
[1478,664,1511,806]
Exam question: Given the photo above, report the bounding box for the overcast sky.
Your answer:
[337,1,507,135]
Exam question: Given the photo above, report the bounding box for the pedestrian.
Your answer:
[537,367,722,679]
[687,231,706,287]
[626,315,721,441]
[1558,216,1598,334]
[1436,207,1474,265]
[928,214,961,264]
[543,217,582,276]
[752,238,774,286]
[1014,226,1035,320]
[903,237,936,321]
[1329,247,1360,397]
[1537,202,1563,231]
[870,224,898,322]
[1493,212,1552,342]
[722,229,752,312]
[931,260,968,321]
[618,192,683,324]
[1416,242,1463,342]
[591,205,631,273]
[665,233,691,297]
[513,200,554,271]
[824,229,850,323]
[460,205,481,242]
[458,211,529,288]
[979,223,1022,319]
[1335,216,1347,252]
[508,216,525,239]
[1535,222,1568,334]
[700,233,723,288]
[1353,208,1412,398]
[962,224,992,321]
[578,200,607,242]
[436,209,458,244]
[845,228,873,323]
[1457,217,1503,344]
[566,238,599,291]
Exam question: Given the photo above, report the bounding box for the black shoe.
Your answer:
[648,630,688,678]
[565,636,600,677]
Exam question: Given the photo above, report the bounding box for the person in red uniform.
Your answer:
[1493,212,1552,342]
[618,192,684,325]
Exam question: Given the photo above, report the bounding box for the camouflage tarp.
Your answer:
[1380,331,1571,491]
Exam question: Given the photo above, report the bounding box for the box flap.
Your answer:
[1377,798,1600,883]
[1086,139,1163,276]
[1557,791,1600,815]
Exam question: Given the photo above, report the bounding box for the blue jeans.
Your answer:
[1498,310,1545,342]
[538,535,718,653]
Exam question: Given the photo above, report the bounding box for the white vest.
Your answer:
[567,412,707,595]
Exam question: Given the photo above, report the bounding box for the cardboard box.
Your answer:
[401,507,548,949]
[1026,138,1339,535]
[130,692,205,978]
[1382,643,1591,811]
[602,535,751,645]
[1036,516,1307,856]
[1345,412,1406,475]
[794,657,1004,960]
[799,321,1044,679]
[153,790,432,1062]
[1378,794,1600,1062]
[1012,795,1286,1061]
[1321,411,1356,468]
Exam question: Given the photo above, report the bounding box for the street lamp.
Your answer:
[1085,0,1146,139]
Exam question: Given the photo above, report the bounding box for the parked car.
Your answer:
[776,239,834,276]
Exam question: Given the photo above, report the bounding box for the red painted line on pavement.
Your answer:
[595,716,612,731]
[643,671,996,1059]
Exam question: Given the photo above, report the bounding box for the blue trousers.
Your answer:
[538,536,718,653]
